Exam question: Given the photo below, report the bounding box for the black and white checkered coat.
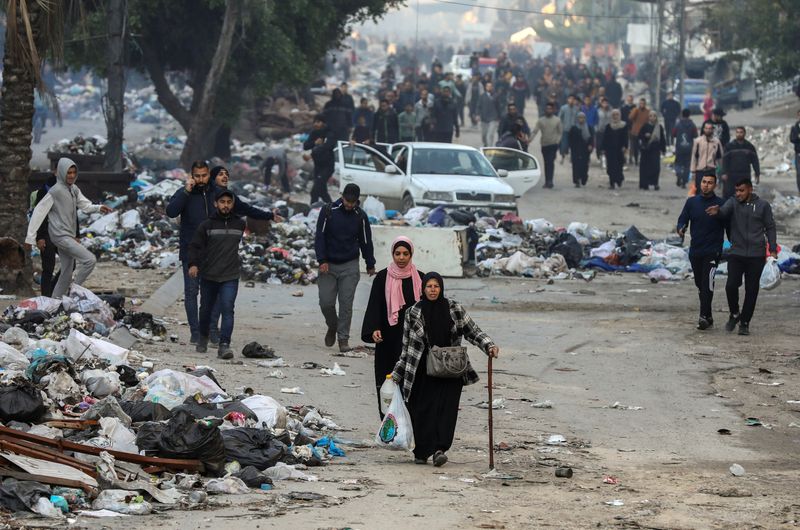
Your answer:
[392,299,495,401]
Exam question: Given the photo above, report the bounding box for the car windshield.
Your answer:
[682,82,708,95]
[411,148,496,177]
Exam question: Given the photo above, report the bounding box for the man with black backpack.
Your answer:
[672,108,698,188]
[315,184,376,352]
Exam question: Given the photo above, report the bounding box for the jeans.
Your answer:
[182,261,200,337]
[317,259,360,341]
[480,120,497,147]
[199,278,239,345]
[795,153,800,193]
[541,144,558,186]
[674,160,690,187]
[726,255,765,325]
[690,254,718,319]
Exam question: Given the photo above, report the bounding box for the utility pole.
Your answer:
[654,0,665,108]
[103,0,127,172]
[677,0,687,107]
[589,0,596,62]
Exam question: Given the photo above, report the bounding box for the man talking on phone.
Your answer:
[167,160,217,344]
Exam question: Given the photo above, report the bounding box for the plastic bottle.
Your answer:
[379,375,395,416]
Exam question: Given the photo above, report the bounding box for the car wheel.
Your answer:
[401,193,415,214]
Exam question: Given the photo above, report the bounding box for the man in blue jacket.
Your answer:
[676,173,726,330]
[315,183,376,352]
[166,160,216,344]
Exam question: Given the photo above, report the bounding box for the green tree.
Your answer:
[704,0,800,82]
[67,0,403,166]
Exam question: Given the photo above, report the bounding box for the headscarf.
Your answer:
[385,236,423,326]
[647,110,662,146]
[609,109,626,130]
[418,272,453,347]
[576,112,591,141]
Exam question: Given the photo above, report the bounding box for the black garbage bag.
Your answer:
[115,365,139,387]
[119,400,173,422]
[0,384,46,423]
[221,428,287,469]
[233,466,273,488]
[135,422,164,453]
[241,342,276,359]
[158,410,226,476]
[0,479,51,512]
[172,398,256,422]
[549,233,584,269]
[12,310,51,328]
[448,209,475,226]
[187,367,222,389]
[617,225,651,265]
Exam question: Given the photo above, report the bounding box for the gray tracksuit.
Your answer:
[26,158,103,297]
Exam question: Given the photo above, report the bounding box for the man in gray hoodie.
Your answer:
[706,178,777,335]
[25,158,112,297]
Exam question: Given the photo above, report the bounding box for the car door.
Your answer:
[480,147,541,197]
[336,141,404,199]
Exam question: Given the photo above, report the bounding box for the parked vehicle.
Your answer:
[335,142,540,214]
[674,78,710,114]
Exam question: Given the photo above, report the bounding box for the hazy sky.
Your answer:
[357,0,497,42]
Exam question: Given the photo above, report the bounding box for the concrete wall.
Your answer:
[361,225,468,277]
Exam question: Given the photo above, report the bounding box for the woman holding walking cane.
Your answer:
[392,272,499,467]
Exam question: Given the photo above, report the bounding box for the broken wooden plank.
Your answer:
[0,438,98,477]
[0,466,97,494]
[0,452,98,488]
[0,425,202,472]
[43,419,100,430]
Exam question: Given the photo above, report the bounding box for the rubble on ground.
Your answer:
[0,286,352,520]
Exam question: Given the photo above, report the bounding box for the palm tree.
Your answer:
[0,1,64,294]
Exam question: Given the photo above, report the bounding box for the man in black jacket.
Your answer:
[790,109,800,193]
[707,178,777,336]
[431,87,460,143]
[371,99,399,144]
[314,183,376,352]
[303,115,336,204]
[722,126,760,200]
[659,91,681,146]
[188,189,246,359]
[702,108,731,148]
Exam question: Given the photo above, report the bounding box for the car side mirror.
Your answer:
[385,165,398,174]
[497,169,509,177]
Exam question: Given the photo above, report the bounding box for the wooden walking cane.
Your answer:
[488,355,494,470]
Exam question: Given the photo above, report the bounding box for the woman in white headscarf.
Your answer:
[568,111,594,187]
[637,110,666,190]
[600,109,628,189]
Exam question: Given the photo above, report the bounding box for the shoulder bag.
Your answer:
[426,330,469,378]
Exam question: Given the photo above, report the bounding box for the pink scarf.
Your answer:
[386,236,422,326]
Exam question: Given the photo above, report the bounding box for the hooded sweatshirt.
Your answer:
[26,158,102,245]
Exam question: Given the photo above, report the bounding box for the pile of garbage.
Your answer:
[749,124,797,177]
[47,135,108,157]
[0,287,350,519]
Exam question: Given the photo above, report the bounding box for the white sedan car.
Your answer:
[335,142,540,213]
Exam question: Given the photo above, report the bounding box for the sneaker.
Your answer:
[190,333,199,345]
[324,327,337,347]
[433,450,448,467]
[196,336,208,353]
[217,343,234,359]
[697,316,711,330]
[738,323,750,336]
[209,330,220,346]
[725,313,740,332]
[338,339,351,353]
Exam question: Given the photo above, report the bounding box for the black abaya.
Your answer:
[568,125,594,186]
[407,349,463,461]
[638,123,666,189]
[602,124,628,188]
[361,268,424,417]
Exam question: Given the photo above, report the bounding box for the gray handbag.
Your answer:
[426,343,469,378]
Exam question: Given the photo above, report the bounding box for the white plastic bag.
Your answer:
[0,342,30,370]
[363,196,387,220]
[760,257,782,290]
[375,384,414,451]
[143,369,227,410]
[65,329,129,366]
[241,395,287,429]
